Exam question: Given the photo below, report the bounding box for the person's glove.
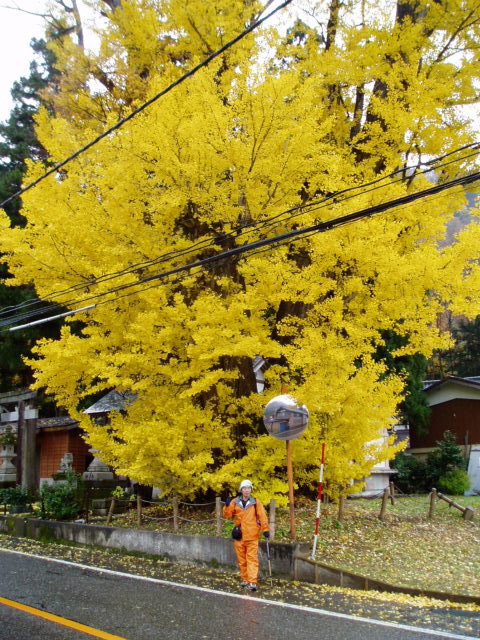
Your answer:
[263,532,270,538]
[224,497,231,507]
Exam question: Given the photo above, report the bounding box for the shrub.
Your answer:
[438,469,470,495]
[0,486,35,507]
[0,486,36,514]
[41,472,84,520]
[426,430,467,488]
[391,453,428,493]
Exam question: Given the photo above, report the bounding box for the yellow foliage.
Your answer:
[1,0,480,500]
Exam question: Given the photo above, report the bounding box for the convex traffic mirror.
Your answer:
[263,394,309,441]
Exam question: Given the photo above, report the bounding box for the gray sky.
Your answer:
[0,0,97,123]
[0,2,46,122]
[0,0,291,124]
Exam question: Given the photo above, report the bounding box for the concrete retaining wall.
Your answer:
[0,516,303,578]
[293,554,480,605]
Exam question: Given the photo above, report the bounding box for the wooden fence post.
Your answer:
[173,496,179,532]
[137,494,142,527]
[437,491,475,520]
[337,495,345,523]
[269,499,276,540]
[463,507,475,521]
[216,496,222,535]
[389,481,395,506]
[429,488,437,519]
[84,489,90,524]
[379,486,389,521]
[106,497,116,525]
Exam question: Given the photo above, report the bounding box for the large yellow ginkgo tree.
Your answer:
[1,0,479,502]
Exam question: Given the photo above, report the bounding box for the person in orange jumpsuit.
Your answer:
[223,479,270,592]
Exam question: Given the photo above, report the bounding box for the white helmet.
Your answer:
[239,479,253,491]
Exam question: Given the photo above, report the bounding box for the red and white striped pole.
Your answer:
[310,442,325,559]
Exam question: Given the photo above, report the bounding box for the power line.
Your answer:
[3,156,480,325]
[255,145,480,234]
[5,167,479,331]
[2,142,479,327]
[0,0,294,211]
[8,305,95,331]
[115,170,480,284]
[426,142,480,166]
[61,168,480,308]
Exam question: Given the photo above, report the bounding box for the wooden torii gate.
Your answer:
[0,390,38,490]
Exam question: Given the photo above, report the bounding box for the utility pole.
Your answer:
[285,438,296,540]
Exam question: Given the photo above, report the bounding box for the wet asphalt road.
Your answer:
[0,550,478,640]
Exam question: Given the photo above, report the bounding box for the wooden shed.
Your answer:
[409,376,480,452]
[408,376,480,495]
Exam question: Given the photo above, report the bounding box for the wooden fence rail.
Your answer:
[429,488,475,521]
[104,487,475,533]
[105,495,279,538]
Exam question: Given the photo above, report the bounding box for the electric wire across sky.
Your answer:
[1,140,479,328]
[3,164,479,332]
[1,146,479,331]
[0,0,478,331]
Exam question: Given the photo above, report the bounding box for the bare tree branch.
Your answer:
[1,3,50,19]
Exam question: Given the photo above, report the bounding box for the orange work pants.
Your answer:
[234,538,259,584]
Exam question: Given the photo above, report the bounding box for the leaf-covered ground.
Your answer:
[0,533,479,638]
[96,493,480,598]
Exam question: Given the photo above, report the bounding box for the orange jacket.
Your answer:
[223,496,269,541]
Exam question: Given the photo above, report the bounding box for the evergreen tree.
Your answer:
[429,315,480,379]
[374,330,431,433]
[0,37,60,391]
[0,38,56,225]
[426,430,467,489]
[450,317,480,378]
